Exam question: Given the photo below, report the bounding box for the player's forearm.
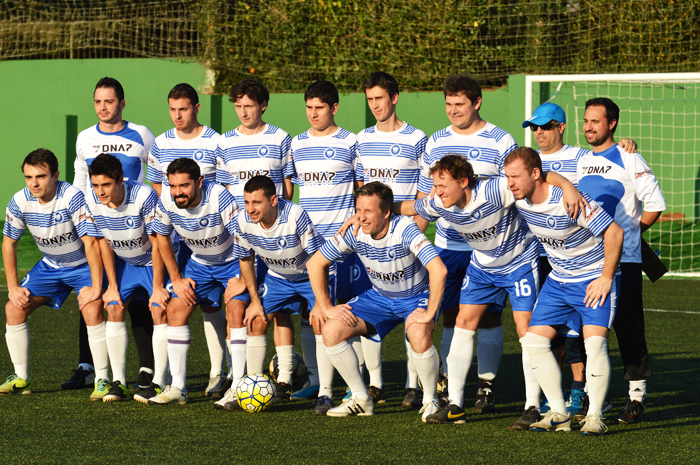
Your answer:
[601,222,624,280]
[152,183,162,197]
[239,255,260,303]
[283,178,294,201]
[640,210,662,233]
[2,237,20,289]
[425,257,447,318]
[98,238,118,291]
[156,234,182,281]
[82,236,104,289]
[544,171,574,191]
[392,200,418,217]
[149,235,166,288]
[307,252,334,310]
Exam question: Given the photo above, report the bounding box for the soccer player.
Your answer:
[356,71,429,407]
[283,80,357,410]
[577,98,666,424]
[86,153,171,402]
[1,149,108,400]
[505,147,624,435]
[230,175,335,409]
[148,83,229,398]
[150,158,249,404]
[306,181,447,420]
[67,77,157,393]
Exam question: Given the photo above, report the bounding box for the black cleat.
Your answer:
[511,406,541,430]
[402,388,421,408]
[616,400,645,424]
[425,404,466,424]
[312,395,335,415]
[211,378,232,400]
[131,370,153,394]
[134,383,162,404]
[103,381,130,402]
[368,385,386,404]
[276,382,292,402]
[573,394,589,421]
[61,367,95,390]
[475,379,496,413]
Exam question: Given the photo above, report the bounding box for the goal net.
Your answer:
[524,74,700,276]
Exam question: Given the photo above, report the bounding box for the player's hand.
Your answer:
[8,286,30,310]
[172,277,197,306]
[584,276,612,308]
[325,303,357,327]
[429,185,437,200]
[224,276,246,302]
[336,213,361,238]
[617,138,637,153]
[102,287,123,310]
[243,301,267,332]
[149,286,171,309]
[561,185,590,218]
[405,308,433,330]
[78,285,102,310]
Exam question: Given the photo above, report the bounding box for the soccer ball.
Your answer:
[268,351,309,390]
[236,374,276,412]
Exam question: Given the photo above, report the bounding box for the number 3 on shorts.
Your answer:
[514,278,531,297]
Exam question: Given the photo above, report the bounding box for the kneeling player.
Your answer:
[307,182,447,419]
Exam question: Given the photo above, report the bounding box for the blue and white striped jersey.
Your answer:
[4,181,102,268]
[232,199,325,282]
[285,128,357,239]
[320,215,438,299]
[147,126,220,186]
[86,181,160,267]
[539,144,588,185]
[152,180,238,266]
[516,186,616,283]
[75,122,155,194]
[216,124,292,206]
[577,145,666,264]
[414,177,538,274]
[355,123,427,201]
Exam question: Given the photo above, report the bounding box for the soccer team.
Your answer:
[1,72,666,435]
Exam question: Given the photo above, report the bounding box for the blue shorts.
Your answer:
[260,274,336,315]
[256,258,303,312]
[351,255,372,297]
[530,275,620,329]
[106,258,171,307]
[437,247,472,310]
[346,288,437,340]
[172,258,250,307]
[460,260,539,312]
[20,260,98,309]
[336,254,355,300]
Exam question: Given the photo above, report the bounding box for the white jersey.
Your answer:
[232,199,325,282]
[285,128,357,239]
[419,123,517,251]
[85,181,160,267]
[75,121,155,194]
[216,124,292,206]
[355,123,427,201]
[147,126,219,186]
[414,177,538,274]
[4,181,101,268]
[516,186,616,282]
[539,144,588,185]
[320,215,439,299]
[152,180,238,266]
[577,145,666,263]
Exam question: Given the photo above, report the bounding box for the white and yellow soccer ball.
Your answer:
[236,374,276,412]
[268,351,309,390]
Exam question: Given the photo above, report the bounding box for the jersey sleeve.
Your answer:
[3,196,26,240]
[142,127,156,155]
[413,197,441,222]
[141,188,160,235]
[152,196,174,236]
[74,133,89,194]
[281,134,293,175]
[415,134,428,165]
[627,152,666,212]
[297,209,324,256]
[68,190,101,238]
[578,196,614,237]
[218,188,239,235]
[401,220,439,266]
[497,134,518,175]
[215,145,233,185]
[284,146,299,183]
[417,140,437,194]
[146,141,163,184]
[231,215,254,259]
[355,142,366,182]
[496,177,516,208]
[319,228,357,262]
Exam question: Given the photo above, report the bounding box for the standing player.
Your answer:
[577,98,666,424]
[505,147,624,435]
[1,149,109,401]
[150,158,249,404]
[148,83,229,398]
[67,77,157,393]
[306,182,447,420]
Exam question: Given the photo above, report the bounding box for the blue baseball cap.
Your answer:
[522,103,566,128]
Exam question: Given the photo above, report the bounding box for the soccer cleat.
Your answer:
[540,397,551,414]
[0,374,31,395]
[368,385,385,404]
[276,382,292,402]
[566,388,586,416]
[103,381,130,402]
[205,375,227,397]
[312,395,335,416]
[133,383,162,404]
[530,410,572,432]
[327,396,374,417]
[475,379,496,413]
[90,378,111,401]
[580,413,608,436]
[615,400,645,424]
[148,385,188,405]
[290,381,320,401]
[402,388,421,409]
[131,371,153,394]
[61,367,95,390]
[574,395,613,422]
[511,406,541,430]
[211,377,232,400]
[420,400,440,423]
[342,387,352,403]
[214,387,241,411]
[425,403,466,424]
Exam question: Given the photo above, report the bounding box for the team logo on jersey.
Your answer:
[390,145,401,156]
[34,232,73,248]
[551,162,562,171]
[459,225,497,243]
[366,266,405,284]
[53,212,63,223]
[386,248,396,259]
[324,148,335,159]
[194,151,205,161]
[581,165,612,175]
[367,168,400,181]
[278,237,287,249]
[238,169,270,181]
[108,237,144,250]
[260,255,297,268]
[94,144,133,154]
[635,169,653,178]
[546,216,556,228]
[5,214,12,224]
[468,149,480,159]
[353,264,362,281]
[184,236,219,248]
[125,217,135,229]
[298,171,336,186]
[471,210,482,220]
[537,235,565,249]
[199,218,209,227]
[257,146,269,157]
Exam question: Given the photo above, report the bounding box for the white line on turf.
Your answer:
[644,308,700,315]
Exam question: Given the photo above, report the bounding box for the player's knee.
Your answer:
[250,317,268,336]
[106,305,126,322]
[520,332,551,356]
[321,320,345,347]
[583,335,608,358]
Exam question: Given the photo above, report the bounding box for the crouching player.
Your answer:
[505,147,623,435]
[307,181,447,420]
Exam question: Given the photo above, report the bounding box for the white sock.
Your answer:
[167,325,190,391]
[412,345,439,404]
[152,324,169,386]
[86,321,110,381]
[300,319,318,385]
[349,336,365,376]
[326,340,369,401]
[405,335,419,389]
[361,336,383,389]
[202,309,226,378]
[230,327,247,388]
[6,323,29,380]
[105,321,128,384]
[629,379,647,403]
[584,336,611,416]
[522,332,566,414]
[477,326,503,382]
[276,345,294,384]
[446,327,475,408]
[520,338,541,410]
[440,327,454,377]
[316,334,335,398]
[246,335,267,374]
[226,338,233,378]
